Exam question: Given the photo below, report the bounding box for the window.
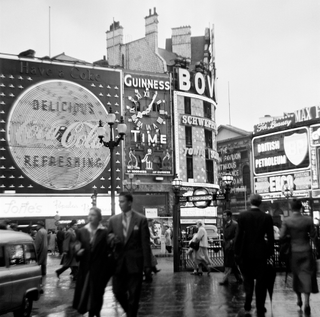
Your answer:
[184,97,191,114]
[243,165,251,190]
[206,160,214,183]
[241,151,248,160]
[186,156,193,180]
[24,243,37,264]
[205,130,212,148]
[204,101,211,119]
[185,126,192,147]
[8,244,25,266]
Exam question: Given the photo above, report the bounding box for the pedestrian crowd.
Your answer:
[1,193,319,317]
[186,194,319,317]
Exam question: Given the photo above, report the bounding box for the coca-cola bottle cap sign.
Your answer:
[7,80,110,190]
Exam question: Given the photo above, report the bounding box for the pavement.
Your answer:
[8,253,320,317]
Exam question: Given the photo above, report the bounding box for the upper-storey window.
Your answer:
[184,97,191,114]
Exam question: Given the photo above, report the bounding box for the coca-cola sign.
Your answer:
[7,80,110,190]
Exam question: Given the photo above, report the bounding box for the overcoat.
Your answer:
[107,210,152,274]
[61,228,78,267]
[35,227,48,266]
[280,212,318,294]
[234,207,274,273]
[223,219,238,267]
[73,224,113,315]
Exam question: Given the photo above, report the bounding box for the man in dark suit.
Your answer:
[107,192,152,317]
[219,210,242,285]
[234,194,274,317]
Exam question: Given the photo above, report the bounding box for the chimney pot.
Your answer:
[154,7,156,14]
[149,9,151,15]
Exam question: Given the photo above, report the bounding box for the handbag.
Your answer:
[279,236,291,263]
[189,241,200,251]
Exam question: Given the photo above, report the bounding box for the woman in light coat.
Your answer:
[191,220,213,276]
[280,199,318,315]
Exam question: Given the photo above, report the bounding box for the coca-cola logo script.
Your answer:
[7,80,110,190]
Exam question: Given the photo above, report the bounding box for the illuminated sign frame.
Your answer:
[124,72,173,176]
[0,56,122,194]
[252,127,310,176]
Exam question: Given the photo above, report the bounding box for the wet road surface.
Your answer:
[4,254,320,317]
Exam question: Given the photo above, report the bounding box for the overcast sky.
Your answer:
[1,0,319,132]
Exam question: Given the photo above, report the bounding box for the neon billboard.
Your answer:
[0,56,122,193]
[252,127,310,176]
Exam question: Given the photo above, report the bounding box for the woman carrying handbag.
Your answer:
[279,199,319,315]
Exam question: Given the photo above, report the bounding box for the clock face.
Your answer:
[124,87,173,175]
[126,88,167,132]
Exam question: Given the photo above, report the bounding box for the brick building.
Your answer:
[105,8,218,225]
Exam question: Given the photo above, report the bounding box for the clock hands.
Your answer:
[141,91,158,116]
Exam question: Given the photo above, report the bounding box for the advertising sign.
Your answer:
[252,127,310,176]
[253,114,295,135]
[254,171,311,195]
[0,195,120,217]
[124,72,172,176]
[310,124,320,147]
[0,56,122,193]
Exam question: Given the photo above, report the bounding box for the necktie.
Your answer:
[122,214,127,239]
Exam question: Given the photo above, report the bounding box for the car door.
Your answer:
[0,244,12,313]
[8,243,26,309]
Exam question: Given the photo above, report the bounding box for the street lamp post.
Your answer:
[172,175,182,273]
[222,170,234,210]
[123,171,140,193]
[98,110,127,216]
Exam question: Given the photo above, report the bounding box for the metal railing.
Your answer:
[179,240,318,272]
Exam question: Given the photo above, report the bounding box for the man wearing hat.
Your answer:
[55,220,79,280]
[35,221,48,276]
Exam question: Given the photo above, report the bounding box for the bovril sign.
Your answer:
[177,68,215,100]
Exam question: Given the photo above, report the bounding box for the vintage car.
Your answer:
[0,229,42,317]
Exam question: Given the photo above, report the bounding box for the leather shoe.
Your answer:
[304,306,311,315]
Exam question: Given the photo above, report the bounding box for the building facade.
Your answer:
[216,125,252,217]
[105,8,217,223]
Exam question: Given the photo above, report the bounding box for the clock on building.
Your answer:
[126,88,168,132]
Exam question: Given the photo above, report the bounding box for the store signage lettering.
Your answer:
[294,106,320,123]
[221,152,241,161]
[253,116,294,134]
[311,148,318,188]
[131,130,167,144]
[252,127,309,175]
[178,68,215,99]
[20,62,101,81]
[254,171,311,194]
[181,115,216,131]
[183,147,205,157]
[7,80,110,190]
[124,74,170,91]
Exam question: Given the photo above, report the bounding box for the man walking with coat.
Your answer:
[34,221,48,276]
[219,210,242,285]
[107,192,152,317]
[234,194,274,317]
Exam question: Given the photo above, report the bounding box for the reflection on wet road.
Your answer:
[5,255,320,317]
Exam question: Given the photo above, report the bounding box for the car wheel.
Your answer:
[13,296,33,317]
